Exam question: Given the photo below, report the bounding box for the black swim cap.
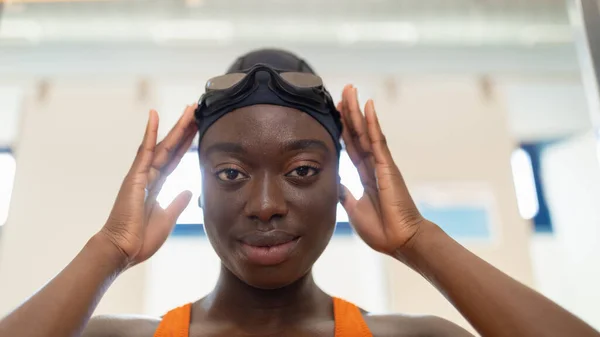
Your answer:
[227,49,317,74]
[196,48,343,153]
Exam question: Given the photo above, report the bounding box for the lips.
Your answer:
[239,230,300,266]
[240,231,298,247]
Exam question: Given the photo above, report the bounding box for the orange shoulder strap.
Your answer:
[333,297,373,337]
[153,299,371,337]
[153,303,191,337]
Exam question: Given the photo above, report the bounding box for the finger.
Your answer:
[165,190,193,224]
[161,123,197,177]
[151,104,196,171]
[364,100,395,166]
[146,126,196,195]
[340,85,353,134]
[341,117,377,191]
[340,90,377,189]
[339,184,360,223]
[139,190,192,263]
[130,110,159,177]
[339,101,352,151]
[343,86,374,160]
[339,87,361,162]
[338,184,358,217]
[364,100,413,201]
[342,87,378,177]
[146,175,167,206]
[147,122,197,189]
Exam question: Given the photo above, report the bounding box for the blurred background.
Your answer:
[1,0,599,333]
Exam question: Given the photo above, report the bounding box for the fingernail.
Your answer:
[338,184,346,202]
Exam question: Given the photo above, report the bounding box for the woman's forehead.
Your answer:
[200,104,335,153]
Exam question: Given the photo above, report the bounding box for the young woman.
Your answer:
[0,49,598,337]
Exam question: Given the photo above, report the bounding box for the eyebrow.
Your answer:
[281,139,330,154]
[202,139,331,157]
[203,142,246,156]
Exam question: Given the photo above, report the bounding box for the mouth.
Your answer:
[239,231,301,266]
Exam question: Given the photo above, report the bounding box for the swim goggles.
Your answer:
[195,64,343,152]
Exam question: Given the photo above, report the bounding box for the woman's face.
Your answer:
[199,104,339,289]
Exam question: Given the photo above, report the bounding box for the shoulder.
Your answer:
[82,314,160,337]
[364,314,474,337]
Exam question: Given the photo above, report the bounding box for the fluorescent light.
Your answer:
[511,148,540,220]
[151,20,234,43]
[0,153,16,227]
[597,132,600,169]
[337,22,419,44]
[520,24,572,45]
[0,19,43,42]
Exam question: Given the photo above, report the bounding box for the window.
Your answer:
[156,151,203,225]
[337,149,364,222]
[511,144,554,233]
[511,147,540,220]
[0,151,16,227]
[597,131,600,166]
[0,86,22,227]
[157,150,362,227]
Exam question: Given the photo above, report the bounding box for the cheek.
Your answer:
[292,170,339,230]
[294,171,339,265]
[201,180,246,268]
[201,179,242,243]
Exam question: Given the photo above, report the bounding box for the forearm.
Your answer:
[0,233,126,337]
[396,221,600,337]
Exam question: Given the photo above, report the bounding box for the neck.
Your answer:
[196,264,332,328]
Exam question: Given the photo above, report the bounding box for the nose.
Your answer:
[244,173,288,224]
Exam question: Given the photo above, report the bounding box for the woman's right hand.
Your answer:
[99,105,197,268]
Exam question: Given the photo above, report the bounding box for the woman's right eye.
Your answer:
[216,168,247,182]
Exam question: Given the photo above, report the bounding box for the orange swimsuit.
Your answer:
[153,297,372,337]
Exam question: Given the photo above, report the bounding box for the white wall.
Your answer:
[500,79,592,142]
[0,79,155,315]
[0,44,579,77]
[374,77,533,332]
[529,234,569,309]
[539,132,600,330]
[0,86,23,147]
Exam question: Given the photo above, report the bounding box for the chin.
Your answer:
[245,276,296,290]
[237,262,311,290]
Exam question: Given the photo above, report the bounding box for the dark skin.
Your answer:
[0,86,599,337]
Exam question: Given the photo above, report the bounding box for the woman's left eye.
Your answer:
[286,166,320,178]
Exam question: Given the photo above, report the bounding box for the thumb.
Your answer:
[165,190,193,224]
[338,184,358,216]
[133,190,193,264]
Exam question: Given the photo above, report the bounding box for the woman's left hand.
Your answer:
[338,85,429,255]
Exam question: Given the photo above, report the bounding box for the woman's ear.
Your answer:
[197,195,203,209]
